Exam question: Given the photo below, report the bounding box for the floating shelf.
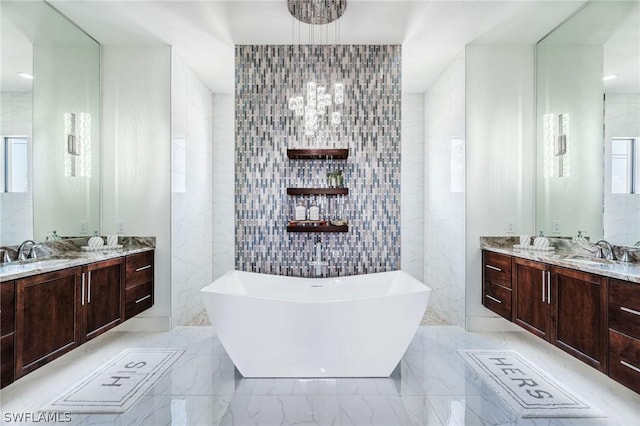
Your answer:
[286,224,349,233]
[287,149,348,160]
[287,188,349,195]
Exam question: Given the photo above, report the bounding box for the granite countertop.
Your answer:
[0,237,155,282]
[481,236,640,284]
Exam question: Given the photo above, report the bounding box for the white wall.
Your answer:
[171,54,214,326]
[212,94,235,281]
[0,92,32,245]
[424,52,466,326]
[102,45,172,330]
[401,93,424,282]
[465,45,536,330]
[604,93,640,245]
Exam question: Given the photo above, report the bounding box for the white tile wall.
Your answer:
[171,54,214,326]
[423,52,466,327]
[401,93,424,282]
[212,94,235,280]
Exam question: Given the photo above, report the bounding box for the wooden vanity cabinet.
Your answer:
[483,249,640,389]
[513,256,607,372]
[81,258,123,342]
[608,278,640,392]
[482,251,513,319]
[2,249,153,388]
[1,281,15,387]
[15,267,83,378]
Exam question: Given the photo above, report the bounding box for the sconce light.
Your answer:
[543,112,570,178]
[64,112,91,177]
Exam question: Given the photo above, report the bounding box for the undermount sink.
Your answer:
[0,258,70,276]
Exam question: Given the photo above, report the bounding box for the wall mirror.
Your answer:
[536,1,639,246]
[0,0,101,246]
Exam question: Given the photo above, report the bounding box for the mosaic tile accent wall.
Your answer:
[235,45,401,277]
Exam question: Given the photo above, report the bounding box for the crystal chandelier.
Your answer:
[287,0,347,137]
[287,0,346,24]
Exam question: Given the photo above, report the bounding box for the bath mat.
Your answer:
[458,349,603,418]
[41,348,183,414]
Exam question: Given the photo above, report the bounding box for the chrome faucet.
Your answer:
[593,240,617,261]
[16,240,40,261]
[309,237,328,277]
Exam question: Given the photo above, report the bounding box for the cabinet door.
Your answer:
[82,259,123,342]
[513,259,550,339]
[15,268,82,378]
[1,282,15,388]
[551,267,607,371]
[1,333,14,388]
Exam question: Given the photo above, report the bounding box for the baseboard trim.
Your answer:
[112,316,171,332]
[466,316,524,332]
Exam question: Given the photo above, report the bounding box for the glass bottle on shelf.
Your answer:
[309,196,320,221]
[295,199,306,221]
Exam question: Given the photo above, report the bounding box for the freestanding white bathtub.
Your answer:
[201,270,431,378]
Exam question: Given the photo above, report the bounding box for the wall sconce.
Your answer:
[543,113,555,178]
[543,112,570,178]
[64,112,92,177]
[557,113,570,177]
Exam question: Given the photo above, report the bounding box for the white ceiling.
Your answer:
[46,0,587,93]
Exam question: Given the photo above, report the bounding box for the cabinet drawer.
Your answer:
[125,251,154,288]
[1,282,15,336]
[125,282,153,319]
[483,251,512,288]
[609,329,640,393]
[483,281,512,319]
[609,279,640,339]
[1,333,14,388]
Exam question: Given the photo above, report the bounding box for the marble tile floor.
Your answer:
[1,326,638,426]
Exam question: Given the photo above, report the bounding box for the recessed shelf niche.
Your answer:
[286,148,349,233]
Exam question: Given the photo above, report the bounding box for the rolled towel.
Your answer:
[88,234,104,248]
[533,236,549,249]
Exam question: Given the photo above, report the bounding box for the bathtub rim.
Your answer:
[201,269,431,304]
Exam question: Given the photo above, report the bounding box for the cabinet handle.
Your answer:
[486,265,502,272]
[621,306,640,317]
[81,273,85,306]
[547,271,551,304]
[135,295,151,304]
[88,271,92,304]
[486,295,502,304]
[542,270,546,303]
[621,360,640,374]
[135,265,152,272]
